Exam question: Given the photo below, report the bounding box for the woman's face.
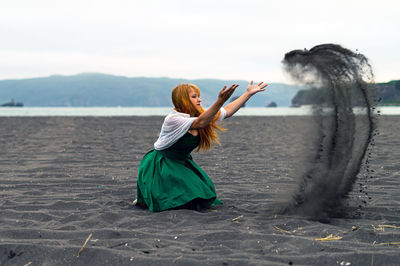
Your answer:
[189,89,201,109]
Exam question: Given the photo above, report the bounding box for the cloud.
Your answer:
[0,0,399,82]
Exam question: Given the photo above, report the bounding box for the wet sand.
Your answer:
[0,115,399,265]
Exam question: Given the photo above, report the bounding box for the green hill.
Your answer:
[375,80,400,105]
[0,73,302,107]
[291,80,400,106]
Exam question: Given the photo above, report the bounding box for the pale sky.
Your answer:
[1,0,399,83]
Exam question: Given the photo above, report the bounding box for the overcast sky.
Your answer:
[1,0,399,83]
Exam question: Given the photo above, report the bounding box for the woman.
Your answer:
[135,81,268,212]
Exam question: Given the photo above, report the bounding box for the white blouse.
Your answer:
[154,107,226,150]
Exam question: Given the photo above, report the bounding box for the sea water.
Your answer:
[0,106,399,117]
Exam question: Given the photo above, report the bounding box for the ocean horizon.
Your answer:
[1,106,400,117]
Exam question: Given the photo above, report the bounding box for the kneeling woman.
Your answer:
[136,81,267,212]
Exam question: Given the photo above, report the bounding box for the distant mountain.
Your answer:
[291,80,400,106]
[374,80,400,105]
[0,73,303,107]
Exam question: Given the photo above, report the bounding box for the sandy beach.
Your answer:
[1,115,400,265]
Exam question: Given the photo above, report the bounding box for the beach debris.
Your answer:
[371,225,384,232]
[7,249,23,259]
[378,242,400,246]
[378,224,400,229]
[23,262,32,266]
[339,261,351,266]
[273,225,292,235]
[371,224,400,232]
[292,226,302,233]
[232,215,244,223]
[108,242,128,248]
[77,232,93,257]
[173,255,183,263]
[351,226,360,231]
[315,234,342,241]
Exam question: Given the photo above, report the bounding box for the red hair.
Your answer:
[171,84,225,152]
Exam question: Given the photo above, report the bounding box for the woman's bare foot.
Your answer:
[133,199,147,208]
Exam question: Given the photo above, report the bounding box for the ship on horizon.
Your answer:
[1,99,24,107]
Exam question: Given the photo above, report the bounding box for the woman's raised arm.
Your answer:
[223,81,268,118]
[191,84,238,129]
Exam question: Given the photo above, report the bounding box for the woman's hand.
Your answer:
[223,80,268,118]
[218,84,239,103]
[246,81,268,96]
[191,84,238,129]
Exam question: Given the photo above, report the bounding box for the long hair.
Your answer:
[171,84,225,152]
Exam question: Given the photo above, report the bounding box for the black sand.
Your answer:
[0,116,399,265]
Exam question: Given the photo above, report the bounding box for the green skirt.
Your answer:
[136,137,222,212]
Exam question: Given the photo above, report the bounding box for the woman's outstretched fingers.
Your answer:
[227,86,236,97]
[261,83,268,89]
[225,84,236,97]
[227,84,238,92]
[231,84,239,93]
[245,80,268,95]
[255,82,268,90]
[219,84,237,102]
[226,84,237,90]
